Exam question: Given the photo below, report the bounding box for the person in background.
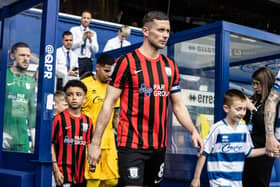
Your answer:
[2,42,36,153]
[191,89,266,187]
[103,25,131,52]
[87,11,203,187]
[70,10,99,77]
[81,54,120,187]
[242,67,276,187]
[56,31,79,90]
[52,80,93,187]
[53,90,68,116]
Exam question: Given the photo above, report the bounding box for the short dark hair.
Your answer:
[64,80,87,94]
[11,42,30,54]
[62,31,72,38]
[142,10,169,26]
[224,89,246,106]
[97,54,115,66]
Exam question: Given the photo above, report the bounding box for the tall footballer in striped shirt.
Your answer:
[52,80,93,187]
[88,11,203,187]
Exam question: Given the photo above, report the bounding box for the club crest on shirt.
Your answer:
[82,123,88,132]
[165,67,171,77]
[128,167,139,179]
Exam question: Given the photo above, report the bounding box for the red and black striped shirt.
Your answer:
[110,49,180,150]
[52,110,93,184]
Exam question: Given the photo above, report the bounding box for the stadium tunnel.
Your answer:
[0,0,279,186]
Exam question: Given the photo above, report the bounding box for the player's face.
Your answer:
[63,34,73,50]
[65,87,86,109]
[143,19,170,49]
[96,64,113,83]
[81,12,92,28]
[224,99,247,123]
[11,47,31,71]
[252,79,262,95]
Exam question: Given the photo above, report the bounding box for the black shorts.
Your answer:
[118,147,166,186]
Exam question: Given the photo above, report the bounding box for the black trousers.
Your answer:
[242,155,275,187]
[78,57,93,77]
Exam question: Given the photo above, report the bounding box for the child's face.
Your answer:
[54,97,68,115]
[65,87,86,109]
[224,99,246,123]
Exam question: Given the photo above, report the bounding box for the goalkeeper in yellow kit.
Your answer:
[81,54,119,187]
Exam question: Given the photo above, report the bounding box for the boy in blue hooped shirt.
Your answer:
[191,89,266,187]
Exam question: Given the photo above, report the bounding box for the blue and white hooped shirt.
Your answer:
[273,70,280,92]
[203,120,253,187]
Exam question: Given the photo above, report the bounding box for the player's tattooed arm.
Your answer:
[265,89,280,136]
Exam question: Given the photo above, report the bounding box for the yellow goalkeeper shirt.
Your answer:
[82,75,119,180]
[81,75,120,149]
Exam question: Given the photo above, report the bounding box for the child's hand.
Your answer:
[191,178,200,187]
[54,170,64,186]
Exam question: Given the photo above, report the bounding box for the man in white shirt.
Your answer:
[103,25,131,52]
[70,10,99,77]
[56,31,79,90]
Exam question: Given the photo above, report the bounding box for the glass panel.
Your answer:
[230,58,280,83]
[167,35,216,155]
[229,33,280,83]
[174,35,215,70]
[230,34,280,64]
[2,6,42,153]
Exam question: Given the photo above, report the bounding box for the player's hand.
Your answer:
[266,135,280,156]
[53,169,64,186]
[191,178,200,187]
[191,130,203,156]
[3,132,12,149]
[87,143,101,172]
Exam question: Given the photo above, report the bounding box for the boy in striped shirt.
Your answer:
[191,89,266,187]
[52,80,93,187]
